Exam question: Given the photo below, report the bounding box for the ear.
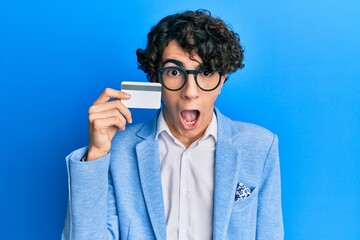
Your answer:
[150,72,158,82]
[218,74,227,94]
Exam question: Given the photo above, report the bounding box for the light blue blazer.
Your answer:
[62,109,283,240]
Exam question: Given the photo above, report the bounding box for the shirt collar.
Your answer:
[155,109,217,142]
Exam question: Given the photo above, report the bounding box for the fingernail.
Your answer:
[124,93,131,98]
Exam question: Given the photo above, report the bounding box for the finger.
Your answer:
[92,116,126,132]
[89,100,132,123]
[89,109,126,126]
[93,88,131,105]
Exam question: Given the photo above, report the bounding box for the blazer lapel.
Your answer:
[135,117,166,240]
[213,109,242,240]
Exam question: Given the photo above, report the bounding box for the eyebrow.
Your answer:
[162,59,204,71]
[162,59,185,68]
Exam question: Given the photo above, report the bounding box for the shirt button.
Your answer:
[181,228,187,233]
[182,189,188,194]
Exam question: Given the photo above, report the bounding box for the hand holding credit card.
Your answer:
[121,81,162,109]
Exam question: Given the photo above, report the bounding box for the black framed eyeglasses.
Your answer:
[156,66,222,91]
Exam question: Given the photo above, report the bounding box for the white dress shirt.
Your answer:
[156,110,217,240]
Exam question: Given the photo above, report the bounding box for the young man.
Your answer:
[62,10,283,240]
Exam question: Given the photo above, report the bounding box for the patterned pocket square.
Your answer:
[234,182,253,201]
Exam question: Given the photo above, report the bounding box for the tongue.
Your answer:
[181,110,199,121]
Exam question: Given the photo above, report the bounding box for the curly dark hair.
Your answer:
[136,9,244,81]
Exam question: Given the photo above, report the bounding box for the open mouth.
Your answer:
[180,110,200,127]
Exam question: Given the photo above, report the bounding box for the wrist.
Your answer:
[87,146,109,161]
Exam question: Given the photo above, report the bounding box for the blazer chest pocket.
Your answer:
[232,187,258,212]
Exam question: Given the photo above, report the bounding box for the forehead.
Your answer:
[161,40,202,68]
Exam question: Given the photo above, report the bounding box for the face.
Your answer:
[157,40,226,148]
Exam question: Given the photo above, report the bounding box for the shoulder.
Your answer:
[233,121,275,143]
[216,109,277,150]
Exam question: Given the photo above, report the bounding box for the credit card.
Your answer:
[121,81,162,109]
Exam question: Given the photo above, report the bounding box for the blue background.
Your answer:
[1,0,359,239]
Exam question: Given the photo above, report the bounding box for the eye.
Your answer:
[201,69,213,77]
[165,67,183,77]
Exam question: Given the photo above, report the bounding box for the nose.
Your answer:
[181,73,199,100]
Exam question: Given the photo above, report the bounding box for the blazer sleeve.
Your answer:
[256,135,284,239]
[61,147,119,240]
